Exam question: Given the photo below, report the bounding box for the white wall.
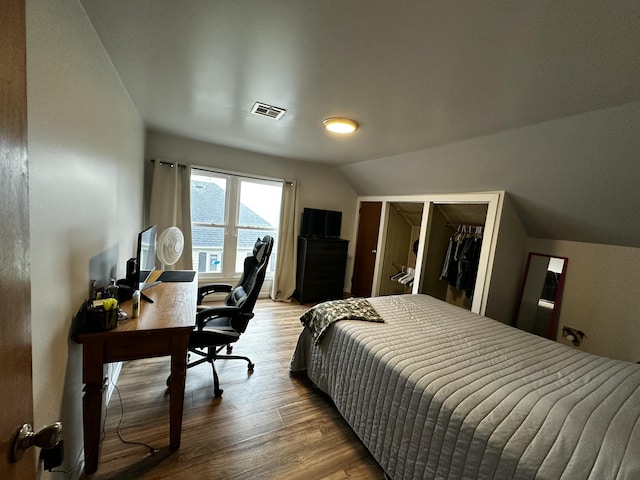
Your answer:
[527,238,640,363]
[27,0,144,476]
[145,129,359,290]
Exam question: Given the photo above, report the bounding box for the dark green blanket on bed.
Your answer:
[300,297,383,345]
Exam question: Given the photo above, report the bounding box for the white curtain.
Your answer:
[271,180,298,301]
[148,161,193,270]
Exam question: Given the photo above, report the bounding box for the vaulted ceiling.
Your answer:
[80,0,640,247]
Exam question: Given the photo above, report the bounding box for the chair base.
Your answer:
[167,345,254,398]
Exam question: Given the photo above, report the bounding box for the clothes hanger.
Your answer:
[390,270,406,281]
[390,263,407,281]
[398,267,415,285]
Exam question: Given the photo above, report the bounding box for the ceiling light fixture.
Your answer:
[323,117,359,134]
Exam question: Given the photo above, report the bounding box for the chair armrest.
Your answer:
[197,283,233,304]
[196,306,254,333]
[196,305,241,328]
[228,312,254,334]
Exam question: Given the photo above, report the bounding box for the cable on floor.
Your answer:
[110,382,159,455]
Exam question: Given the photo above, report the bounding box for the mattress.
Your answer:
[290,294,640,480]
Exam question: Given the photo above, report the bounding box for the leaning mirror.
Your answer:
[514,253,568,339]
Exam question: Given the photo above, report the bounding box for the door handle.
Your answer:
[371,249,377,254]
[11,422,62,462]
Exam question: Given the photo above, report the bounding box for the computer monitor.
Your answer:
[135,225,157,289]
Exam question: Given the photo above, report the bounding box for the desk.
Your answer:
[74,270,197,475]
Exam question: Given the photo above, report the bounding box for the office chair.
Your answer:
[185,235,274,397]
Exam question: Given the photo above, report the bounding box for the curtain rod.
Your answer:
[150,159,187,169]
[191,164,291,184]
[151,160,294,184]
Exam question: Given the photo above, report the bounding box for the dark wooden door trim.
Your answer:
[0,0,35,477]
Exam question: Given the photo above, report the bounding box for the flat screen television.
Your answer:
[136,224,157,289]
[300,208,342,238]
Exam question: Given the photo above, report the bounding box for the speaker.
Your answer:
[126,257,137,285]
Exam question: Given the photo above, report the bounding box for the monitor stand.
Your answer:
[140,280,162,303]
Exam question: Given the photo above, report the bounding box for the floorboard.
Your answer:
[87,299,384,480]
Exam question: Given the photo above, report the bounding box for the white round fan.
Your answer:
[157,226,184,269]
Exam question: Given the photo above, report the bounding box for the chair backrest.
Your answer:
[224,235,274,331]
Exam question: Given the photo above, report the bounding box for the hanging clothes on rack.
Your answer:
[440,225,483,299]
[440,226,460,282]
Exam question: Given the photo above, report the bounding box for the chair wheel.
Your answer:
[248,363,254,372]
[214,388,223,397]
[226,346,233,354]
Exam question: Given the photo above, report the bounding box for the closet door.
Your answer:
[351,202,381,297]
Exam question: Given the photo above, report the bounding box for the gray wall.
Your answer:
[27,0,144,476]
[338,101,640,248]
[24,9,640,480]
[144,129,359,288]
[338,105,640,363]
[527,238,640,362]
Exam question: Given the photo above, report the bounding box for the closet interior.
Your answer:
[355,191,529,324]
[378,202,488,311]
[418,203,488,311]
[378,202,423,296]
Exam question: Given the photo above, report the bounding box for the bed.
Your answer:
[289,294,640,480]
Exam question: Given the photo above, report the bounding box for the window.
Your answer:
[191,169,281,279]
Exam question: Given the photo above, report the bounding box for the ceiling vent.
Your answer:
[251,102,286,120]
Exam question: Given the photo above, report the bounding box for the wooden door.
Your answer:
[0,0,35,477]
[351,202,382,297]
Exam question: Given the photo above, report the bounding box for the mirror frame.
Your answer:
[513,252,568,339]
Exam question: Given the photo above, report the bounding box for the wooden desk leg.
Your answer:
[82,343,106,475]
[168,334,189,451]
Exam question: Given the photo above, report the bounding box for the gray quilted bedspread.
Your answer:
[290,294,640,480]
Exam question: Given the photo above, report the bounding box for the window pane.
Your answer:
[191,171,281,278]
[238,180,281,228]
[208,254,221,273]
[236,228,278,273]
[191,175,226,224]
[191,225,224,273]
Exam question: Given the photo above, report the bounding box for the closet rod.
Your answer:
[445,223,484,228]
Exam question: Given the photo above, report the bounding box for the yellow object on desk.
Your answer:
[85,300,118,332]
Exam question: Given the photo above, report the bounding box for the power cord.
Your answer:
[562,326,586,346]
[45,380,158,479]
[46,445,84,478]
[111,382,159,455]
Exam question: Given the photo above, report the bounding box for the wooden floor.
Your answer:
[90,299,384,480]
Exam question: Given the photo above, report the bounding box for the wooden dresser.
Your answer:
[295,236,348,304]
